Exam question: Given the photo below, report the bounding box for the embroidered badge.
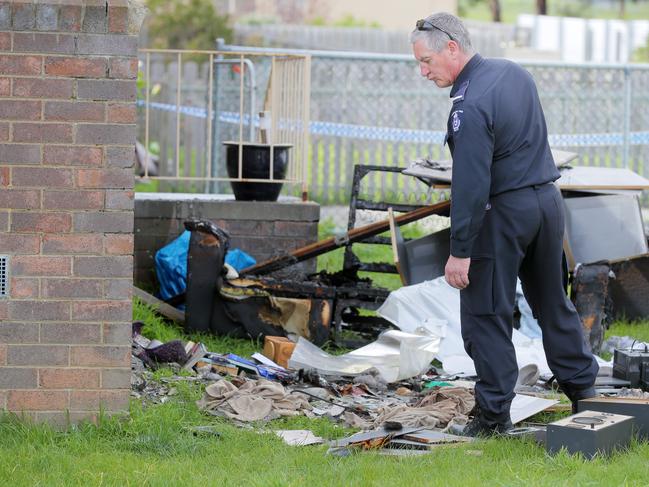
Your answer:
[452,110,463,132]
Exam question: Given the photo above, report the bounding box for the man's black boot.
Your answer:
[560,384,597,413]
[457,406,513,438]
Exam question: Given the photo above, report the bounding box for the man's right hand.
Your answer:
[445,255,471,289]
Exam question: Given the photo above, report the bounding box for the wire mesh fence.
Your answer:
[138,46,649,207]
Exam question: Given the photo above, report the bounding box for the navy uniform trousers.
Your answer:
[460,182,599,421]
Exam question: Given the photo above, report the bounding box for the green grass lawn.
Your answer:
[3,300,649,485]
[460,0,649,23]
[4,222,649,485]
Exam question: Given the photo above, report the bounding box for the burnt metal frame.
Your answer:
[343,164,433,274]
[335,164,435,342]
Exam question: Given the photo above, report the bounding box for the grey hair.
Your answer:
[409,12,474,54]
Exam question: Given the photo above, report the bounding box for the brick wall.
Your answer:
[0,0,145,427]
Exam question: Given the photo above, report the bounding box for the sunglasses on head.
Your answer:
[415,19,455,41]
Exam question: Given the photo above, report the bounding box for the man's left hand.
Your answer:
[445,255,471,289]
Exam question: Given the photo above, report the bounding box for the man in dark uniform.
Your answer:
[411,13,598,436]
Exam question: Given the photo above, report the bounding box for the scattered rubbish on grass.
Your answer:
[327,425,472,456]
[274,430,324,446]
[197,379,311,422]
[464,449,484,457]
[288,327,443,383]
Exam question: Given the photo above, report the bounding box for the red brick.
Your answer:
[0,167,8,186]
[35,4,58,31]
[0,78,10,97]
[45,56,107,78]
[10,278,39,299]
[77,168,134,189]
[0,190,40,210]
[82,4,108,34]
[0,234,40,253]
[101,368,130,389]
[58,5,82,32]
[0,55,42,76]
[11,212,72,233]
[43,190,104,210]
[104,234,133,255]
[0,100,41,120]
[42,278,103,299]
[12,167,73,188]
[73,256,132,277]
[108,5,129,34]
[13,123,73,144]
[0,368,38,389]
[42,234,103,254]
[104,279,132,300]
[106,103,136,123]
[0,122,8,142]
[71,301,132,322]
[105,146,134,168]
[40,369,100,389]
[41,322,102,345]
[105,190,133,210]
[77,79,136,101]
[12,255,71,277]
[44,101,105,122]
[0,322,40,343]
[44,146,102,166]
[73,212,133,234]
[7,345,69,365]
[8,391,69,412]
[13,78,74,99]
[12,2,36,30]
[76,124,135,145]
[70,390,128,412]
[108,58,137,79]
[103,322,131,344]
[13,33,76,54]
[0,144,41,165]
[70,346,130,367]
[0,33,10,51]
[76,34,137,57]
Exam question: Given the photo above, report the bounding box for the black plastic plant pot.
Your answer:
[223,142,292,201]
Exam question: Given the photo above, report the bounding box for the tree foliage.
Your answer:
[459,0,502,22]
[144,0,233,50]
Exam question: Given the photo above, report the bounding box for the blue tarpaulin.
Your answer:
[155,230,256,301]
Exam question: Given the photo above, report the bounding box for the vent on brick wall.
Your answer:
[0,255,7,298]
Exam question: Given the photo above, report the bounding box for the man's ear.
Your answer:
[447,40,459,57]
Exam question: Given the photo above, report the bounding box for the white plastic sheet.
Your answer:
[377,277,553,376]
[288,325,444,383]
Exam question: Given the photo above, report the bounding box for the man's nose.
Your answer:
[419,63,429,77]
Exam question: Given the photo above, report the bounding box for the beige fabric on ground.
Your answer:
[344,386,475,430]
[197,379,311,422]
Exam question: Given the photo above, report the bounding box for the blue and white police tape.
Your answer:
[138,100,649,147]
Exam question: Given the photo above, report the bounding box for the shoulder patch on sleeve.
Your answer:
[451,109,463,133]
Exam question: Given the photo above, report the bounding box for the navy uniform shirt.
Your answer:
[446,53,560,258]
